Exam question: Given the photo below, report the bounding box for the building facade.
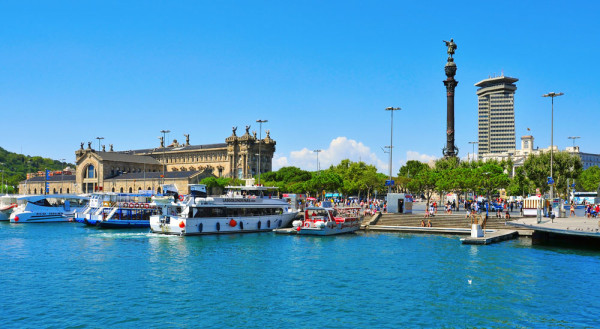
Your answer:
[19,127,276,194]
[475,76,518,156]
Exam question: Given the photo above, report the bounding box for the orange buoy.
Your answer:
[229,219,237,227]
[179,221,185,228]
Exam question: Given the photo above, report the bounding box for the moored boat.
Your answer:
[150,184,297,235]
[291,206,362,235]
[0,195,19,221]
[75,192,158,228]
[10,195,89,223]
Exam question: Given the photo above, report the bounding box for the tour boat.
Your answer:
[9,195,89,223]
[150,184,297,235]
[291,206,362,235]
[74,192,158,228]
[0,195,19,221]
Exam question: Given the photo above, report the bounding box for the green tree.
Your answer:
[474,163,510,201]
[506,166,533,197]
[522,151,582,198]
[407,168,438,205]
[578,166,600,192]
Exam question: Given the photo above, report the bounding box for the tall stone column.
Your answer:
[443,38,459,158]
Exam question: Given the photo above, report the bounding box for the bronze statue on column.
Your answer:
[443,38,459,158]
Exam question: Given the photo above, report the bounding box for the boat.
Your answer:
[150,184,297,235]
[0,195,19,221]
[291,206,362,235]
[74,192,159,228]
[9,195,89,223]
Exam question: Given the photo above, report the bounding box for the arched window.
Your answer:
[112,187,115,192]
[138,187,142,191]
[157,187,162,194]
[34,188,37,194]
[53,188,56,194]
[129,187,133,193]
[60,188,63,193]
[66,188,70,193]
[120,187,124,193]
[147,187,151,190]
[87,165,95,178]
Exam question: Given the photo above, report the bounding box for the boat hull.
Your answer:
[97,220,149,229]
[296,224,360,236]
[150,212,296,235]
[10,211,72,223]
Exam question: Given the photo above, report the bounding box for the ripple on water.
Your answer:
[0,225,599,328]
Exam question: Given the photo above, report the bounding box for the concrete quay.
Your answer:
[507,217,600,239]
[360,212,532,245]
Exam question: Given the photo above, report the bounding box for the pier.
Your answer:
[507,217,600,244]
[361,212,531,245]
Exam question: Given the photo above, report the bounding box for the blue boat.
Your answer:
[75,192,159,229]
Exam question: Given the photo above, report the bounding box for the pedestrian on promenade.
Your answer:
[570,202,575,217]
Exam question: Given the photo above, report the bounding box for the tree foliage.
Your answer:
[0,147,72,192]
[578,166,600,192]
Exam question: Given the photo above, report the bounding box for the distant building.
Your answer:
[475,76,518,157]
[19,128,276,194]
[481,135,600,175]
[565,146,600,170]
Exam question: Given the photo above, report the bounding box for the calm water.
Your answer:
[1,222,599,328]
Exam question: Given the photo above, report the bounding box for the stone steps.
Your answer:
[375,213,520,230]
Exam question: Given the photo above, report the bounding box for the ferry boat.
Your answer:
[75,192,159,228]
[9,195,89,223]
[291,206,362,235]
[0,195,19,221]
[150,184,297,235]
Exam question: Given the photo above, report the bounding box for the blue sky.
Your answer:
[1,1,598,174]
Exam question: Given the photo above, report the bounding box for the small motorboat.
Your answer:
[292,206,362,235]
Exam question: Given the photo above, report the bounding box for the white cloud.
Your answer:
[404,151,438,164]
[275,136,389,172]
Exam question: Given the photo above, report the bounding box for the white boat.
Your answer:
[74,192,158,228]
[150,184,297,235]
[0,195,19,221]
[9,195,89,223]
[291,206,362,235]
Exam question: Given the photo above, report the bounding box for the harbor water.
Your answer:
[1,222,599,328]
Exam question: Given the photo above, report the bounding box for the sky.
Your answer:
[1,1,599,175]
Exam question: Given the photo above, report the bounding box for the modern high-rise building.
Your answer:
[475,76,518,156]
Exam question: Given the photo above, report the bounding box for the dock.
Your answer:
[460,230,519,245]
[507,217,600,244]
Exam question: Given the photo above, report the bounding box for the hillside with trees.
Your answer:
[0,147,72,193]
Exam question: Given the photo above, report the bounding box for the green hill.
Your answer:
[0,147,74,193]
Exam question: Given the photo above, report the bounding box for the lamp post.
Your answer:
[160,130,171,186]
[96,137,104,151]
[256,119,268,185]
[60,159,65,194]
[567,136,580,149]
[313,150,322,172]
[469,141,479,162]
[542,92,564,199]
[385,107,401,194]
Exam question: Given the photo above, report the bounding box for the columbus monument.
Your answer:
[442,38,459,158]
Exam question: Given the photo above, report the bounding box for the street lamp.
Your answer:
[96,137,104,151]
[568,136,580,149]
[385,107,401,194]
[160,130,171,186]
[60,159,65,194]
[313,150,322,172]
[542,92,564,199]
[256,119,268,185]
[469,141,479,162]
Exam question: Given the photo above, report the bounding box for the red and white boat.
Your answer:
[292,207,362,235]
